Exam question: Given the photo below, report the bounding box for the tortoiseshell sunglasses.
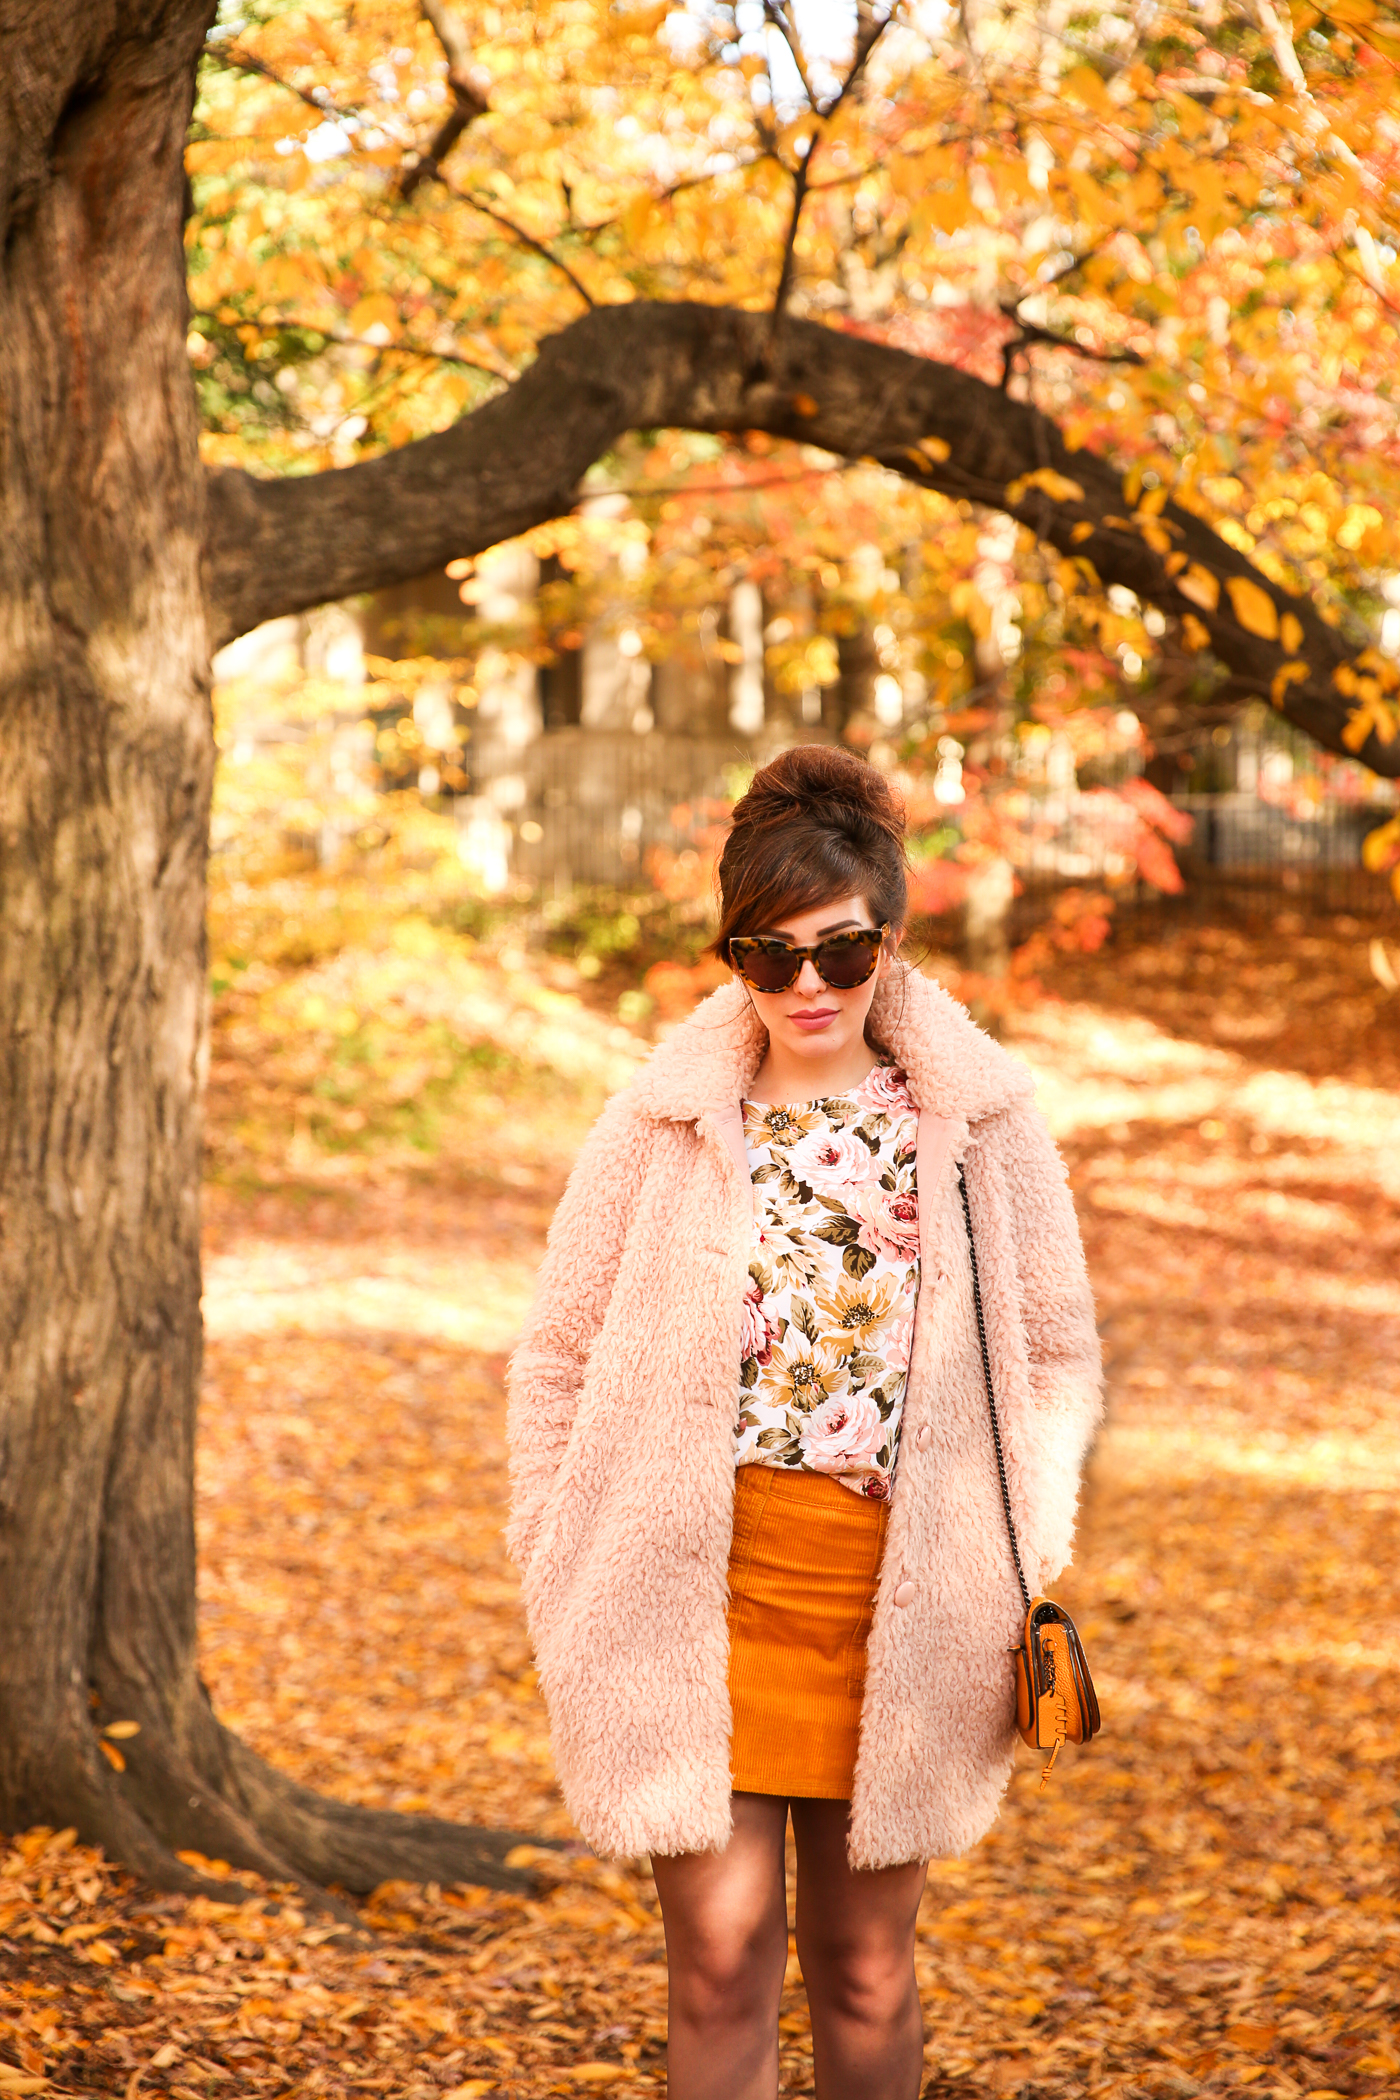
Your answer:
[727,923,889,995]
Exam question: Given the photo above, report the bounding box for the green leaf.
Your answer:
[757,1427,799,1453]
[843,1243,877,1280]
[740,1359,757,1389]
[813,1216,860,1247]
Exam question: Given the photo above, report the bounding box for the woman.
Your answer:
[507,746,1101,2100]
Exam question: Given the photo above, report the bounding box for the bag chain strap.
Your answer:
[957,1164,1032,1617]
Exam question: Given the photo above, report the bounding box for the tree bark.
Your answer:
[204,303,1399,779]
[0,4,535,1904]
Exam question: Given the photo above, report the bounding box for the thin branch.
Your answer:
[807,158,883,194]
[204,39,589,309]
[574,155,772,236]
[574,147,880,243]
[437,173,595,308]
[772,150,818,322]
[222,315,516,383]
[823,3,894,135]
[771,4,894,322]
[1252,0,1363,175]
[954,0,990,94]
[1251,0,1387,301]
[999,306,1147,385]
[218,44,340,119]
[398,0,490,201]
[218,44,393,141]
[421,0,475,80]
[762,0,821,109]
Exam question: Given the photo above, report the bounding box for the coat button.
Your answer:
[914,1424,931,1452]
[893,1580,916,1607]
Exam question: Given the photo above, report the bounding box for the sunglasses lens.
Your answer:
[816,934,882,987]
[734,944,798,992]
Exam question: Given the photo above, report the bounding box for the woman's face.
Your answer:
[738,893,898,1068]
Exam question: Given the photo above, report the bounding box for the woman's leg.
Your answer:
[789,1798,928,2100]
[651,1791,791,2100]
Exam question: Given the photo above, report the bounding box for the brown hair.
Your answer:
[713,744,909,964]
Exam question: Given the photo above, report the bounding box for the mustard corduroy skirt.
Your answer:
[726,1463,890,1800]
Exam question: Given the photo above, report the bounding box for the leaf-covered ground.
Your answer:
[3,902,1397,2099]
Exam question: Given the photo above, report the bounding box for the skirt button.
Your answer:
[892,1579,917,1607]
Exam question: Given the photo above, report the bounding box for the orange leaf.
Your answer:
[1225,574,1279,640]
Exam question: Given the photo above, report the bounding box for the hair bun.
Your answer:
[737,745,904,839]
[714,743,909,960]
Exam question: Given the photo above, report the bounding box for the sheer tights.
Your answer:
[651,1792,928,2100]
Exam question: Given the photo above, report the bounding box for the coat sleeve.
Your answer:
[505,1085,645,1582]
[996,1100,1104,1585]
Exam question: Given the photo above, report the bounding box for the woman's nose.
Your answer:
[794,958,827,997]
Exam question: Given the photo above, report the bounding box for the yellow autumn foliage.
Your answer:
[182,0,1400,754]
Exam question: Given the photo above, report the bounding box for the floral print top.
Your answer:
[734,1064,919,1502]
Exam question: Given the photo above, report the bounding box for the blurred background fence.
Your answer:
[212,577,1400,932]
[453,705,1398,925]
[1009,709,1397,925]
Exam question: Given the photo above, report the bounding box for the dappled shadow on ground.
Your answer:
[2,927,1397,2098]
[1034,905,1400,1093]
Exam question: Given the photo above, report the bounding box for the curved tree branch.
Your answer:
[203,301,1399,777]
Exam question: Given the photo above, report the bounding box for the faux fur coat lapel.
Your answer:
[631,960,1035,1127]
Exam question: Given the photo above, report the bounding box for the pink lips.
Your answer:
[788,1008,838,1029]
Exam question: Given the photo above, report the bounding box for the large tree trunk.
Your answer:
[0,4,531,1903]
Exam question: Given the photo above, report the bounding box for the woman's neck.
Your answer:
[746,1035,881,1106]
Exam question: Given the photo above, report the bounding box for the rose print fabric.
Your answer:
[734,1065,919,1501]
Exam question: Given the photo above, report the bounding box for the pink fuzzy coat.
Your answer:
[506,964,1102,1868]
